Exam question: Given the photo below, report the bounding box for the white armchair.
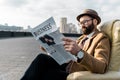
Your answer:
[67,20,120,80]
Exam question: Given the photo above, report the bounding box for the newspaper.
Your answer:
[30,17,77,65]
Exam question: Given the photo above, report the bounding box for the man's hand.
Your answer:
[40,46,46,52]
[62,37,81,56]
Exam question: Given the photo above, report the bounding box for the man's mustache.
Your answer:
[82,26,87,29]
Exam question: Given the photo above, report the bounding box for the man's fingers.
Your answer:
[64,45,72,52]
[62,37,73,42]
[63,41,70,45]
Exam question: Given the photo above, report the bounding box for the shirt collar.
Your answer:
[86,32,94,39]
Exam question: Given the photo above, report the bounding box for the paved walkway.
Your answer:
[0,37,41,80]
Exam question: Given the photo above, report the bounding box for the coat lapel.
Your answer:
[83,30,99,51]
[83,37,92,51]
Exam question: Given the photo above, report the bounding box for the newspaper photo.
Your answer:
[31,17,77,65]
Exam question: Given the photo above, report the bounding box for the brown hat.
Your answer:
[77,9,101,24]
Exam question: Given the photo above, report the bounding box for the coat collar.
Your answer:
[83,29,100,51]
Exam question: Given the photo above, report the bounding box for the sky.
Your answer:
[0,0,120,29]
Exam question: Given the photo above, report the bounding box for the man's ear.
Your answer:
[93,19,98,25]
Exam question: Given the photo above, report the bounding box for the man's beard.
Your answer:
[82,22,94,35]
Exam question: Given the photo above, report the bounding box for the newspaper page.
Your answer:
[31,17,77,65]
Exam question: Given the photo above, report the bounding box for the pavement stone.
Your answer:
[0,37,41,80]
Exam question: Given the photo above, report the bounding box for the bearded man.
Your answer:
[62,9,110,74]
[21,9,110,80]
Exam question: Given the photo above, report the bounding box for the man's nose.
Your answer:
[81,25,87,28]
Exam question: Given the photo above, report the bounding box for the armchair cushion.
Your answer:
[67,71,120,80]
[99,20,120,71]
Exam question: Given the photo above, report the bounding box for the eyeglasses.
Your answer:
[78,18,93,26]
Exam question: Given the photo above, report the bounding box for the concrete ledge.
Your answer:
[0,31,82,38]
[0,31,32,38]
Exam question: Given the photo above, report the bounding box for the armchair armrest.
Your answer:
[67,71,120,80]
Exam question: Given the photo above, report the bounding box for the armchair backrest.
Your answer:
[98,20,120,71]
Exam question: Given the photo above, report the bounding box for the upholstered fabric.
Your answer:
[67,20,120,80]
[67,71,120,80]
[99,20,120,71]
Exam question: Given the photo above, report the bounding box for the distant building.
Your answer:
[24,25,32,32]
[77,27,83,34]
[59,17,67,33]
[67,23,77,33]
[0,24,23,31]
[59,17,78,33]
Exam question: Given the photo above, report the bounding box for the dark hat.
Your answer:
[77,9,101,24]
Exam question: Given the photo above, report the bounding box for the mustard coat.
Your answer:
[69,30,110,74]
